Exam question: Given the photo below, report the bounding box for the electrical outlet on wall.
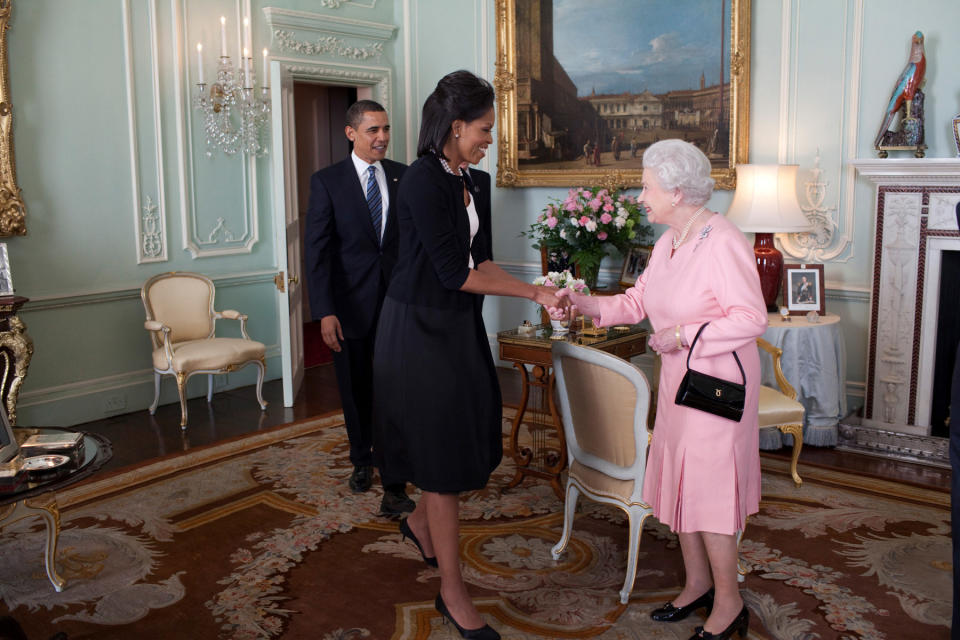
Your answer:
[104,394,127,412]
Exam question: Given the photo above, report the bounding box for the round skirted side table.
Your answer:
[760,312,847,449]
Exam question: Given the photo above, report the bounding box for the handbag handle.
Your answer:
[685,322,746,386]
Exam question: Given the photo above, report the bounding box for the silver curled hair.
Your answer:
[642,139,715,207]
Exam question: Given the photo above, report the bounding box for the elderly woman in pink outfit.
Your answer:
[554,139,766,640]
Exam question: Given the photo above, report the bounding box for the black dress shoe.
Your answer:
[379,486,415,516]
[399,517,438,567]
[435,593,500,640]
[650,588,714,622]
[348,465,373,493]
[689,605,749,639]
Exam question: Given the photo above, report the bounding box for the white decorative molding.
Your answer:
[200,217,238,244]
[850,158,960,182]
[263,7,396,40]
[402,0,417,164]
[780,152,840,261]
[175,0,260,258]
[277,59,392,115]
[123,0,168,264]
[273,29,383,59]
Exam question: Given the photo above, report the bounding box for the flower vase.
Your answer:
[578,263,600,291]
[550,318,570,335]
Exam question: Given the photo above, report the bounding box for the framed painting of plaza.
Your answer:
[494,0,751,190]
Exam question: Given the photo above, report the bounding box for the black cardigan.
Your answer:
[385,154,493,310]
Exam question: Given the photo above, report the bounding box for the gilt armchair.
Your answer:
[757,337,805,487]
[550,341,653,604]
[141,272,267,427]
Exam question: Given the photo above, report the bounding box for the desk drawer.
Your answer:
[605,339,646,359]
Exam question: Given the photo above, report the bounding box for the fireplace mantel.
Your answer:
[843,159,959,466]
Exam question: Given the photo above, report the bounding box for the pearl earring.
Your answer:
[455,133,460,138]
[671,201,677,207]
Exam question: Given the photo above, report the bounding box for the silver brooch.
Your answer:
[698,225,713,240]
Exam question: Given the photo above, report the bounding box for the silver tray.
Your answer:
[22,454,71,473]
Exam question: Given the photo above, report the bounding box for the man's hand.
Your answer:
[320,315,344,353]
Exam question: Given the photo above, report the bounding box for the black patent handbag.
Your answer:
[674,322,746,422]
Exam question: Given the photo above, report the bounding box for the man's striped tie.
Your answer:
[366,165,382,244]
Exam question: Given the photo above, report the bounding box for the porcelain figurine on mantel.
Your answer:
[875,31,926,158]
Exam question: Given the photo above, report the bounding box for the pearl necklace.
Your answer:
[672,206,707,250]
[438,155,461,176]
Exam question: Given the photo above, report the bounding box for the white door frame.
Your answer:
[269,57,393,406]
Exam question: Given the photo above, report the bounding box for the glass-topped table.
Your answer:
[497,322,648,498]
[0,428,112,591]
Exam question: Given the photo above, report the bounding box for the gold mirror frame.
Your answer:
[494,0,751,190]
[0,0,25,236]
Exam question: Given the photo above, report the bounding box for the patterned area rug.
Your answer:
[0,412,951,639]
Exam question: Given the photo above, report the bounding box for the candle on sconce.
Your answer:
[242,47,250,86]
[243,17,251,53]
[262,49,268,85]
[196,43,204,84]
[219,16,227,57]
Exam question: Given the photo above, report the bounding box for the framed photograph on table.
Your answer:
[783,264,825,315]
[619,246,652,288]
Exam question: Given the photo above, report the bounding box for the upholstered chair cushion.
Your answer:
[569,460,636,503]
[757,385,805,428]
[146,276,214,344]
[558,355,638,468]
[153,338,265,373]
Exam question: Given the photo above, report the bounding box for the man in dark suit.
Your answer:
[305,100,413,516]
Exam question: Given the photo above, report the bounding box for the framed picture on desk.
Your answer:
[619,246,652,288]
[783,263,825,315]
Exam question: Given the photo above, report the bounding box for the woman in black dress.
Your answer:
[373,70,563,639]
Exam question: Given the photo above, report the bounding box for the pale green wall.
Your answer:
[7,0,960,427]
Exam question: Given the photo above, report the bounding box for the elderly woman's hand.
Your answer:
[648,325,684,354]
[552,288,601,320]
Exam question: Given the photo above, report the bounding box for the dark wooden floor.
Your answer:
[74,364,951,492]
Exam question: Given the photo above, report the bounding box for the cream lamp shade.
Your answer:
[725,164,811,232]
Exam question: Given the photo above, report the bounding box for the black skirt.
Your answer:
[373,295,502,493]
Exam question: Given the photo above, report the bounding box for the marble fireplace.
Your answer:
[847,159,960,466]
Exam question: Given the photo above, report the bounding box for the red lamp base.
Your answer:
[753,233,782,310]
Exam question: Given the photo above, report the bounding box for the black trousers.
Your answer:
[951,341,960,638]
[331,329,401,488]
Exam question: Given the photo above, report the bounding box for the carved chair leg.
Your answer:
[149,372,162,415]
[176,372,189,428]
[254,358,268,410]
[780,423,804,487]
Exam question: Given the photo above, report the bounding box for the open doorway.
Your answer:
[293,82,358,368]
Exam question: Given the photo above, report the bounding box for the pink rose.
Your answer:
[602,203,614,213]
[546,216,558,228]
[588,198,602,211]
[600,213,613,224]
[597,231,608,240]
[543,278,555,287]
[564,200,578,211]
[579,215,591,226]
[583,190,593,199]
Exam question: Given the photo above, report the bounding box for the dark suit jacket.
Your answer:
[385,154,493,309]
[305,156,407,338]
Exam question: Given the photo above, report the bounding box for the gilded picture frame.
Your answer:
[494,0,751,190]
[0,0,25,236]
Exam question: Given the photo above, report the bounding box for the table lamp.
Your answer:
[725,164,812,310]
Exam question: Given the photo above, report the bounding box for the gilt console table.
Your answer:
[497,324,647,499]
[0,295,32,425]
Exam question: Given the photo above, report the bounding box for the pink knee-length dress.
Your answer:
[597,213,767,535]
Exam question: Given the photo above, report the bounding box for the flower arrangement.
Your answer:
[522,187,652,287]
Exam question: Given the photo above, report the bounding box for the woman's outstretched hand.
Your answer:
[550,288,601,321]
[533,285,568,310]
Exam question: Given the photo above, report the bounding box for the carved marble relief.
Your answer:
[871,192,921,426]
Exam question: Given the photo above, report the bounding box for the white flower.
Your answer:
[569,217,579,227]
[614,215,626,229]
[559,229,566,239]
[585,220,597,232]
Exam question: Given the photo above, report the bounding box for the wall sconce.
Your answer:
[193,16,271,156]
[725,164,812,309]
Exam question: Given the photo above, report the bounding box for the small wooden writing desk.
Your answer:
[497,323,647,498]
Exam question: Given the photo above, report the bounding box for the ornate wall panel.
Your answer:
[175,0,259,258]
[124,0,169,263]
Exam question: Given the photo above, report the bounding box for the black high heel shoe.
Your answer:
[399,518,438,568]
[650,588,714,622]
[689,605,750,639]
[435,594,500,640]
